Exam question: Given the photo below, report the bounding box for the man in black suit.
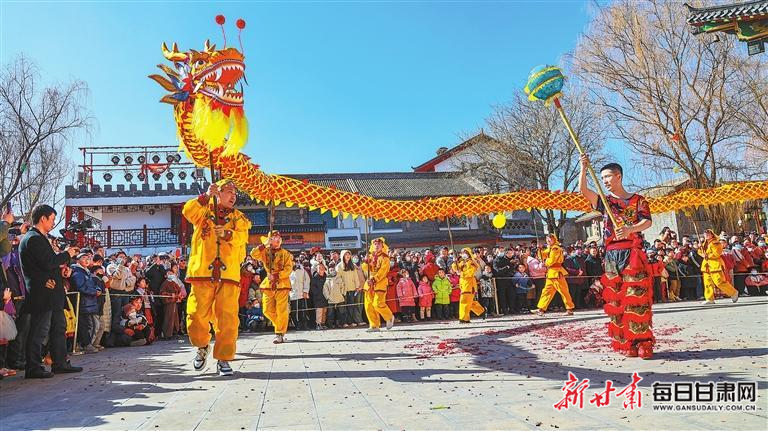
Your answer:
[19,205,82,378]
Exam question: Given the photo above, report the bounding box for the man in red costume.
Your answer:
[579,156,654,359]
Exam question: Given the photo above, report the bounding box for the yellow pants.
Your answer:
[703,271,737,301]
[537,276,574,311]
[262,289,290,335]
[186,281,239,361]
[459,292,485,322]
[364,290,393,328]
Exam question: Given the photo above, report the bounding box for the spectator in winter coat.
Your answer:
[336,250,364,326]
[310,263,328,330]
[431,269,452,320]
[420,251,440,282]
[396,270,418,322]
[70,253,102,353]
[524,248,547,301]
[417,275,434,320]
[676,254,697,300]
[89,264,110,350]
[289,262,311,331]
[448,271,461,319]
[435,247,454,273]
[493,249,516,315]
[478,265,495,318]
[323,266,347,328]
[159,269,182,339]
[511,264,533,312]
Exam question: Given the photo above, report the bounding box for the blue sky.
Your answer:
[1,1,612,175]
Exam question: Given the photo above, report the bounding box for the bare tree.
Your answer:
[0,55,89,216]
[733,57,768,162]
[459,89,607,236]
[571,0,768,229]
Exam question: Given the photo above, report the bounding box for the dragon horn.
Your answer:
[204,39,216,52]
[162,42,187,61]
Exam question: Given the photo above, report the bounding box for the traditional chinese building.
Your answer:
[686,0,768,55]
[63,144,515,255]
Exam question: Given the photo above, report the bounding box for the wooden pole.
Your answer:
[445,217,455,251]
[553,97,621,231]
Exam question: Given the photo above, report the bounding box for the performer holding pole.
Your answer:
[183,179,251,376]
[452,247,485,323]
[361,237,394,332]
[531,234,574,316]
[250,230,293,344]
[579,156,655,359]
[699,229,739,305]
[526,65,654,358]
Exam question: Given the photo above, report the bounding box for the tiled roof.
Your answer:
[686,1,768,25]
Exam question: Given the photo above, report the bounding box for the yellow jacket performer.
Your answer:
[452,247,485,323]
[250,230,294,344]
[361,237,394,332]
[183,179,251,376]
[698,229,738,304]
[533,234,574,316]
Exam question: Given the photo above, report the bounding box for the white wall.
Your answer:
[101,209,172,229]
[648,211,679,240]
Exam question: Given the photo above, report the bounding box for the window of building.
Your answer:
[372,218,404,232]
[243,209,268,226]
[307,210,337,228]
[274,209,301,225]
[439,215,470,231]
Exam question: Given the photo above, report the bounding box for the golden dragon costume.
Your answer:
[149,17,768,223]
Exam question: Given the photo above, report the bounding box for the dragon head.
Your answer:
[150,18,248,156]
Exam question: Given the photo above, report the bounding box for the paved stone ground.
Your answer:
[1,296,767,430]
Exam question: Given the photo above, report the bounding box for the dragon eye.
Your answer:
[195,60,205,66]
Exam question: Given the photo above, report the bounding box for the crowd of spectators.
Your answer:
[1,203,766,380]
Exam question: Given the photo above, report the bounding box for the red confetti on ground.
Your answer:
[404,322,688,359]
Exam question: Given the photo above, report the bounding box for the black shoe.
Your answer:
[25,369,54,379]
[52,364,83,374]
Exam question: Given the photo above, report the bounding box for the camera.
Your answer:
[58,219,94,244]
[8,221,23,236]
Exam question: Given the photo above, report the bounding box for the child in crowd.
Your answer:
[478,265,495,319]
[245,299,265,332]
[396,269,417,322]
[432,268,452,320]
[448,270,461,319]
[417,275,434,320]
[511,264,532,313]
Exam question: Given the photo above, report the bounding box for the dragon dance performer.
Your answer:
[579,156,654,359]
[532,234,574,316]
[452,247,485,323]
[699,229,739,305]
[361,237,395,332]
[250,230,294,344]
[183,179,251,376]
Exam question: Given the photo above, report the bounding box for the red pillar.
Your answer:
[76,210,85,248]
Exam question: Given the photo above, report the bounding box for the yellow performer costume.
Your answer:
[361,237,394,331]
[452,247,485,323]
[698,230,738,304]
[250,230,293,343]
[535,235,575,315]
[184,180,251,365]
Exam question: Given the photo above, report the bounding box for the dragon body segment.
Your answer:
[150,26,768,222]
